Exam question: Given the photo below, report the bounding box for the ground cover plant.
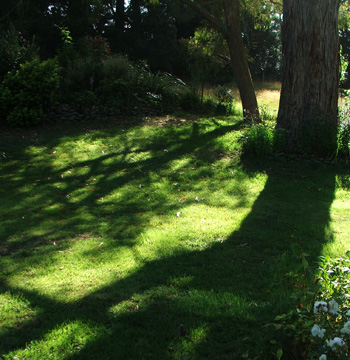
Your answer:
[1,100,350,359]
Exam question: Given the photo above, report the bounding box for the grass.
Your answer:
[0,90,350,359]
[200,80,281,117]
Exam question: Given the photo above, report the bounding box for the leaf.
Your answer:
[276,348,283,360]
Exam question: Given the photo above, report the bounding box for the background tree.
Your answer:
[277,0,340,156]
[178,0,260,118]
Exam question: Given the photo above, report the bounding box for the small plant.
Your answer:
[271,248,350,359]
[214,85,234,105]
[0,58,60,127]
[214,85,234,115]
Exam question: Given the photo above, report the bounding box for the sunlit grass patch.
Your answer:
[0,292,39,331]
[3,320,106,360]
[0,112,349,359]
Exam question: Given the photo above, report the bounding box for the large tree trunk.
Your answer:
[223,0,259,119]
[178,0,259,120]
[277,0,340,156]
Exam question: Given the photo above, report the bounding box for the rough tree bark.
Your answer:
[277,0,340,155]
[178,0,259,119]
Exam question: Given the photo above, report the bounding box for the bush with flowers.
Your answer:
[270,248,350,359]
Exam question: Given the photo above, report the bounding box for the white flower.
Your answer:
[327,337,345,351]
[319,355,327,360]
[341,321,350,335]
[328,299,340,315]
[311,324,326,338]
[314,301,328,314]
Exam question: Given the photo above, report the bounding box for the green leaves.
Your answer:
[0,58,60,127]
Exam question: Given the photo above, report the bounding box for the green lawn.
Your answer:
[1,114,349,359]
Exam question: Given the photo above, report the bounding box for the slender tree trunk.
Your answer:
[277,0,340,155]
[223,0,259,119]
[178,0,259,120]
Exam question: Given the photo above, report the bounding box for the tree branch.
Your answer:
[177,0,222,32]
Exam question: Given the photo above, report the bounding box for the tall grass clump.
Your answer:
[241,108,288,155]
[241,123,274,155]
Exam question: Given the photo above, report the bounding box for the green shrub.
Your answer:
[241,124,274,155]
[213,85,234,115]
[0,58,60,127]
[337,105,350,160]
[178,90,201,110]
[98,55,184,112]
[58,51,186,115]
[214,85,234,105]
[58,55,96,96]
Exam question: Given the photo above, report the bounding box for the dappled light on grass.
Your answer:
[1,116,350,358]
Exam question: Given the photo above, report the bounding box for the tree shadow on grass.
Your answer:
[0,120,240,259]
[1,152,343,359]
